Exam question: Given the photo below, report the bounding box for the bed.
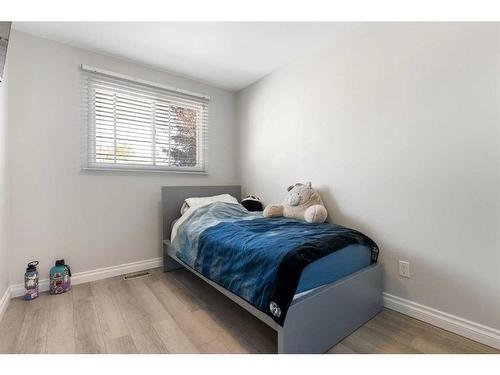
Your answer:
[162,185,382,354]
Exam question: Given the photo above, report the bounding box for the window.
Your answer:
[82,65,208,173]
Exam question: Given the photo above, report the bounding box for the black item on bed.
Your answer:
[241,195,264,211]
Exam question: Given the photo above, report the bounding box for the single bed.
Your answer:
[162,185,382,353]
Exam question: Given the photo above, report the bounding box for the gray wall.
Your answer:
[0,59,8,299]
[236,23,500,329]
[7,31,239,284]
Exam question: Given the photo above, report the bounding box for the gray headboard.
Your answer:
[162,185,242,241]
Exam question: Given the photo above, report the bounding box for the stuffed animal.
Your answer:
[263,182,328,223]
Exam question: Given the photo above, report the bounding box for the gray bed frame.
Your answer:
[162,185,382,354]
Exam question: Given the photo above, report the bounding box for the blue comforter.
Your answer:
[173,202,378,325]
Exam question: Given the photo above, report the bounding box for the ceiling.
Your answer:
[13,22,360,91]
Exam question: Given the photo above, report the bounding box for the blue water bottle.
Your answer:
[24,261,39,301]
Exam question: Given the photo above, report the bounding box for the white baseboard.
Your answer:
[0,286,11,322]
[9,257,162,298]
[383,292,500,350]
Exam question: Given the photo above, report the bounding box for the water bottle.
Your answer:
[24,261,39,301]
[49,259,71,295]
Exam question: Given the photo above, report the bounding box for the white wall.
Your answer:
[237,23,500,329]
[0,59,8,298]
[6,24,500,332]
[7,31,238,285]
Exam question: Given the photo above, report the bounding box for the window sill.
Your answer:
[82,167,208,175]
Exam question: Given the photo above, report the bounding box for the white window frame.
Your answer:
[81,65,209,174]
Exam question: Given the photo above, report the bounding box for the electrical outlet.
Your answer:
[399,261,410,278]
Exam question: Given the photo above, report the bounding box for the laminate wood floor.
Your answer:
[0,268,497,354]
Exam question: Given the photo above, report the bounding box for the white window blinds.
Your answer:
[81,65,209,173]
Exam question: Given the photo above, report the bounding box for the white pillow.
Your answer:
[180,194,239,215]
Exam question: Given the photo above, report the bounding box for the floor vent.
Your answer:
[123,271,151,280]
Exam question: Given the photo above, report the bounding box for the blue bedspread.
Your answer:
[173,202,378,325]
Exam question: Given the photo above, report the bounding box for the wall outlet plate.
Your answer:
[399,261,410,278]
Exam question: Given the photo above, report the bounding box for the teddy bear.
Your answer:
[263,182,328,223]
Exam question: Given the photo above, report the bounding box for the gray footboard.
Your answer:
[278,263,383,354]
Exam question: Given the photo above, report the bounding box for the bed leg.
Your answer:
[163,255,183,272]
[277,327,285,354]
[162,241,184,272]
